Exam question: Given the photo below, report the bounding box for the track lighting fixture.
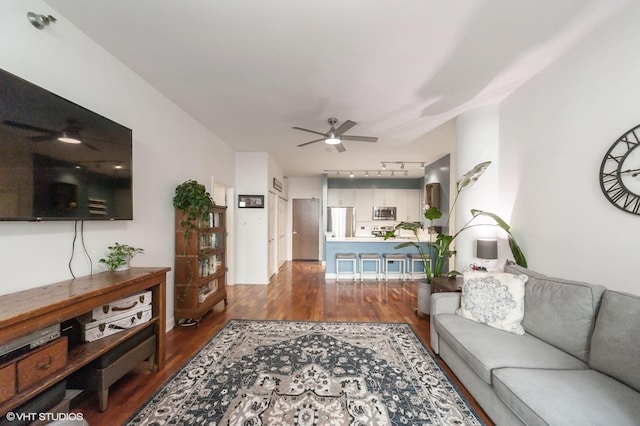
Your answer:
[380,161,428,171]
[324,168,425,178]
[28,12,57,30]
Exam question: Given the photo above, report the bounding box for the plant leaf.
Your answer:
[457,161,491,192]
[424,207,443,221]
[471,209,511,232]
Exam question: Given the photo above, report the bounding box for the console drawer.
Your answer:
[0,362,16,404]
[17,337,68,392]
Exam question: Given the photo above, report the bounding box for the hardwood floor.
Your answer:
[72,261,492,425]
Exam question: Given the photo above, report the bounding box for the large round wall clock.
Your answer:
[599,123,640,215]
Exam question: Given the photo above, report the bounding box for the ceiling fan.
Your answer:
[2,119,100,151]
[293,117,378,152]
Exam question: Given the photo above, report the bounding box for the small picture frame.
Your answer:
[238,194,264,208]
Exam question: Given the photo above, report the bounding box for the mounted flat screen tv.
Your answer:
[0,69,133,221]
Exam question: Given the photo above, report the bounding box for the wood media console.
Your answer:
[0,267,169,416]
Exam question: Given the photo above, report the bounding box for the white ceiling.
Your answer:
[45,0,629,179]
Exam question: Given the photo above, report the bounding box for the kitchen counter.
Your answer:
[325,236,431,278]
[326,236,423,243]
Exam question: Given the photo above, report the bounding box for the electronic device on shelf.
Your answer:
[0,323,60,364]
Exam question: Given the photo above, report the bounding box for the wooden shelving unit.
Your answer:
[0,267,169,416]
[174,206,227,324]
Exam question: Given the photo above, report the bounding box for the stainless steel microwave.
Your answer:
[373,206,396,220]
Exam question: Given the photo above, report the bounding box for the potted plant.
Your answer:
[386,161,527,283]
[99,243,144,271]
[173,179,215,235]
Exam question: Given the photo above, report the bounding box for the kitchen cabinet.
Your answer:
[327,188,355,207]
[394,189,422,222]
[405,189,422,221]
[373,189,397,207]
[354,189,373,221]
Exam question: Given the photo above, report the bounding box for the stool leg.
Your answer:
[352,259,356,282]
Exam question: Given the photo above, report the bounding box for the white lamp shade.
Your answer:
[476,239,498,259]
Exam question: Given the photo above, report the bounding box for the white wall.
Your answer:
[500,2,640,293]
[455,105,503,271]
[0,2,236,329]
[235,152,269,284]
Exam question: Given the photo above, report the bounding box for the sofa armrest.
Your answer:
[430,292,461,354]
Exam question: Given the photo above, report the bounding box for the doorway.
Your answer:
[292,198,320,260]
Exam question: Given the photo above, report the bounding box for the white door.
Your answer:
[268,192,277,277]
[278,196,288,269]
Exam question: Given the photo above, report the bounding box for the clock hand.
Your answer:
[620,168,640,176]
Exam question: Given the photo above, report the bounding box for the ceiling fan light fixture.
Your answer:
[325,133,341,145]
[57,132,81,144]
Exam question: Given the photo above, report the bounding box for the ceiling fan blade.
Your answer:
[31,134,56,142]
[82,141,100,151]
[335,143,346,153]
[333,120,356,136]
[3,120,56,134]
[292,126,327,137]
[341,135,378,143]
[297,138,325,147]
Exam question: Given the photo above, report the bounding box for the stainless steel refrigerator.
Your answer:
[327,207,356,238]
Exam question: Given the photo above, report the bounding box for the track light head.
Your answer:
[28,12,57,30]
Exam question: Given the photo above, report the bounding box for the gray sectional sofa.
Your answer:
[430,264,640,425]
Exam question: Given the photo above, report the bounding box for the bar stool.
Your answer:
[359,253,381,281]
[336,253,357,282]
[383,253,406,281]
[407,253,429,280]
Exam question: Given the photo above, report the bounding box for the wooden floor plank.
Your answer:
[71,261,493,425]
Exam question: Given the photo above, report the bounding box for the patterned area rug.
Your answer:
[127,320,484,425]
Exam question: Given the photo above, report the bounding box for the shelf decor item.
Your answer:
[386,161,527,282]
[99,243,144,271]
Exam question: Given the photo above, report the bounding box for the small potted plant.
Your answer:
[100,243,144,271]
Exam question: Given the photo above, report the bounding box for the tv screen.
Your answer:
[0,69,133,221]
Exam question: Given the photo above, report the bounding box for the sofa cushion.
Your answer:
[590,291,640,393]
[505,264,606,362]
[456,271,527,335]
[493,368,640,426]
[434,313,588,385]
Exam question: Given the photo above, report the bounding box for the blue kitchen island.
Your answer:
[325,236,431,280]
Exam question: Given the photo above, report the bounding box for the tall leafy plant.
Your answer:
[386,161,527,281]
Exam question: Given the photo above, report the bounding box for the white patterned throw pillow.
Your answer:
[456,271,528,335]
